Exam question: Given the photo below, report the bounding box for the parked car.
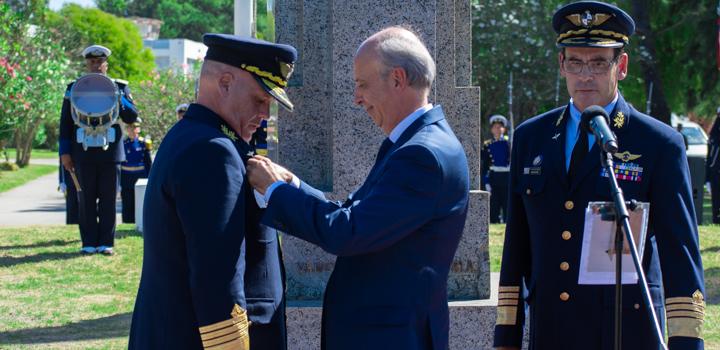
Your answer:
[673,120,708,158]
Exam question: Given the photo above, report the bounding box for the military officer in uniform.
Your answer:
[481,114,511,223]
[129,34,297,350]
[59,45,138,255]
[120,120,152,223]
[706,107,720,223]
[494,2,705,349]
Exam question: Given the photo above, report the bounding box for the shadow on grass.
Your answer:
[0,251,84,268]
[702,246,720,254]
[116,229,142,239]
[0,312,131,345]
[0,239,80,251]
[705,267,720,305]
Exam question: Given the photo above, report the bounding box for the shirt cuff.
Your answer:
[263,175,301,205]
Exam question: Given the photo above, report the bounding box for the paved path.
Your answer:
[0,158,121,227]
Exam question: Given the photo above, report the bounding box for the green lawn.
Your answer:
[0,220,716,348]
[491,222,720,348]
[0,165,57,193]
[3,148,57,161]
[0,224,142,349]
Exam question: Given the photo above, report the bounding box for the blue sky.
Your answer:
[48,0,96,11]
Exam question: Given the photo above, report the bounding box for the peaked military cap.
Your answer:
[202,33,298,111]
[553,1,635,48]
[82,45,112,58]
[489,114,508,127]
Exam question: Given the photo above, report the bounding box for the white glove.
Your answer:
[706,182,711,194]
[485,184,492,192]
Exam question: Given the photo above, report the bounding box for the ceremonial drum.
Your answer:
[70,73,119,150]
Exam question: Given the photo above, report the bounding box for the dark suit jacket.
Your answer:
[494,94,705,350]
[129,104,286,350]
[263,106,470,350]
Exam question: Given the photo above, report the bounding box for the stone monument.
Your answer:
[273,0,505,348]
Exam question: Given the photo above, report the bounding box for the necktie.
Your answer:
[375,138,393,164]
[569,128,588,180]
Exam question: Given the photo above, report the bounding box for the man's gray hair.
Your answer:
[374,27,436,90]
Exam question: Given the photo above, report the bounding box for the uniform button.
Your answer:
[562,231,572,240]
[526,188,532,195]
[564,201,574,210]
[634,303,640,310]
[560,292,570,301]
[560,262,570,271]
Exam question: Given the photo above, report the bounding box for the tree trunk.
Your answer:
[0,139,7,163]
[631,0,672,125]
[14,118,41,167]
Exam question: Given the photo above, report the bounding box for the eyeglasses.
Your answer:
[562,57,618,74]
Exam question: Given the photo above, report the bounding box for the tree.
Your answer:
[133,68,197,147]
[47,4,155,83]
[0,3,70,167]
[96,0,233,41]
[472,0,567,134]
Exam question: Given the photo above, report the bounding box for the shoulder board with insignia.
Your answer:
[113,78,129,85]
[483,139,492,146]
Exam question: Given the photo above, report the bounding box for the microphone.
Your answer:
[581,105,618,153]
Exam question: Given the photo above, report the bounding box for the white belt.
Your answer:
[490,166,510,172]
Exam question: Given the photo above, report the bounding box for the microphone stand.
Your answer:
[599,150,667,350]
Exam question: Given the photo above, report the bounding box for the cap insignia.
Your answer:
[279,61,294,81]
[566,12,612,28]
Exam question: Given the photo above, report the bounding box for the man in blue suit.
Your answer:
[247,27,470,350]
[494,2,705,350]
[129,34,297,350]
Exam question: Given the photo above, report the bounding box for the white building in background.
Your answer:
[142,39,207,74]
[131,17,207,75]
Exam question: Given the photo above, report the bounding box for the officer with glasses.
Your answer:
[494,1,705,349]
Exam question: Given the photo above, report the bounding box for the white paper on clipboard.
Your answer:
[578,201,650,285]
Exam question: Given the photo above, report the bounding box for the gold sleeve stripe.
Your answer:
[499,286,520,292]
[498,292,519,298]
[667,311,704,319]
[666,304,705,313]
[199,318,246,334]
[206,336,250,350]
[496,306,518,326]
[204,331,246,347]
[666,296,705,305]
[201,322,249,341]
[668,317,703,340]
[498,299,519,306]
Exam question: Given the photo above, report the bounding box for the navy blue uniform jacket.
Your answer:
[494,94,705,350]
[129,104,286,350]
[262,106,470,350]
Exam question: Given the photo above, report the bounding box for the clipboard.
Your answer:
[578,201,649,285]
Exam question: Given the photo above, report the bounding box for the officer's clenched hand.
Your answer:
[247,155,294,194]
[60,154,74,172]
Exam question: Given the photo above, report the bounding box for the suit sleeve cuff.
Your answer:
[59,139,70,155]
